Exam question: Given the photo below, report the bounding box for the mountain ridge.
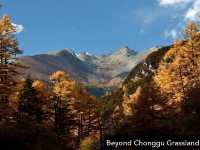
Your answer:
[18,46,161,87]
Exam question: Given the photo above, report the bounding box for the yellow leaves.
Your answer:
[0,16,15,35]
[80,134,99,150]
[53,80,74,97]
[164,48,176,60]
[154,45,184,101]
[122,85,128,97]
[154,60,185,102]
[0,51,11,59]
[163,41,184,64]
[50,70,64,80]
[74,82,97,110]
[49,70,70,82]
[122,86,143,116]
[154,20,200,103]
[50,70,98,108]
[184,21,198,38]
[0,15,20,55]
[173,40,184,47]
[129,86,142,102]
[32,80,47,91]
[50,70,76,99]
[49,71,76,99]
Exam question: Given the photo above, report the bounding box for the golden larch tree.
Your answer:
[0,16,22,103]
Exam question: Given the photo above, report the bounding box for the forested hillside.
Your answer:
[1,2,200,150]
[0,15,102,150]
[101,21,200,138]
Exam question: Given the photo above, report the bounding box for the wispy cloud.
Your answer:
[12,23,24,34]
[163,21,184,39]
[163,28,181,40]
[131,9,156,24]
[158,0,200,39]
[159,0,200,21]
[164,29,178,39]
[158,0,192,6]
[185,0,200,21]
[131,6,170,25]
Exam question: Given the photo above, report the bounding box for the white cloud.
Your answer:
[185,0,200,21]
[159,0,192,6]
[158,0,200,40]
[12,23,24,34]
[164,29,178,39]
[163,21,184,39]
[159,0,200,21]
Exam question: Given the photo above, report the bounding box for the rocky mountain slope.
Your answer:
[19,46,160,87]
[101,46,171,120]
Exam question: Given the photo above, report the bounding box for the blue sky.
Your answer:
[0,0,199,55]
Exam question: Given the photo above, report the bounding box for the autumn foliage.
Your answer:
[103,20,200,137]
[2,7,200,150]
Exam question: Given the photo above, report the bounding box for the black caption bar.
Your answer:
[103,136,200,149]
